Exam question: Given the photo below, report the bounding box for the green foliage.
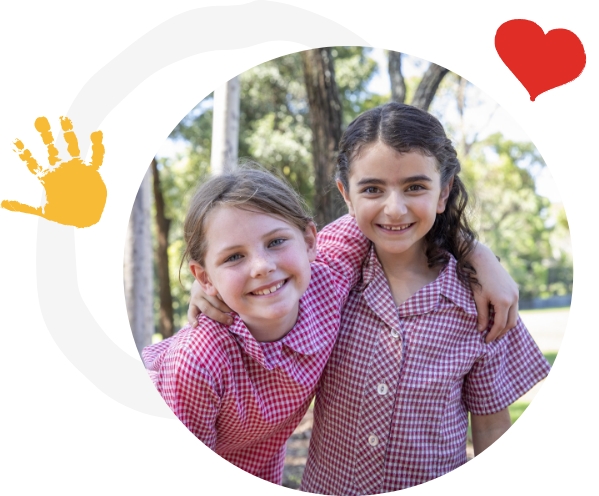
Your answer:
[153,49,572,331]
[332,47,380,123]
[461,133,572,300]
[238,52,315,208]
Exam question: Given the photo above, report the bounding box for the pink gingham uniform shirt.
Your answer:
[301,243,552,495]
[142,215,369,484]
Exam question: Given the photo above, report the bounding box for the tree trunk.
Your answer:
[388,51,406,103]
[211,76,241,174]
[151,158,174,339]
[300,48,345,228]
[411,62,449,111]
[124,168,154,354]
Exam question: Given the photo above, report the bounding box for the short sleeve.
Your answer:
[316,214,371,298]
[143,332,221,449]
[463,317,551,415]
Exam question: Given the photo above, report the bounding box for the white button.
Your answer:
[390,329,400,339]
[377,383,389,396]
[368,434,379,446]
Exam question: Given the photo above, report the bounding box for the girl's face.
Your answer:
[339,143,451,264]
[190,206,317,342]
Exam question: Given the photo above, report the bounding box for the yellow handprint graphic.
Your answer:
[1,117,106,228]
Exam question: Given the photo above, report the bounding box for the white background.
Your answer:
[0,1,596,494]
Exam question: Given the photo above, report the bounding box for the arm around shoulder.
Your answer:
[317,214,371,288]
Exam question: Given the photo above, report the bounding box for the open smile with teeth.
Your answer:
[378,223,414,231]
[250,279,287,296]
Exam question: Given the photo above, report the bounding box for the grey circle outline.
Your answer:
[36,1,369,417]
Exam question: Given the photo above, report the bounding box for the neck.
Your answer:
[244,303,300,343]
[375,242,441,306]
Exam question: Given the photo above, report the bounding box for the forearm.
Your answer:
[471,407,511,455]
[465,241,498,272]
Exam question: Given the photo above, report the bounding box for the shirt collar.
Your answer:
[225,282,329,370]
[362,246,477,318]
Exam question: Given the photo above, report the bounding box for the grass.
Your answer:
[519,306,570,315]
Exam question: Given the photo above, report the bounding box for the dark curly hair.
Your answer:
[336,102,478,288]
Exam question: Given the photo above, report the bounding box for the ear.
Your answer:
[336,179,355,217]
[303,221,318,262]
[437,177,454,214]
[189,261,219,297]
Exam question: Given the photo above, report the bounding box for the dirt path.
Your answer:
[282,408,313,489]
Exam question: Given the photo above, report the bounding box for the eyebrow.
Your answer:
[216,227,295,255]
[356,175,433,186]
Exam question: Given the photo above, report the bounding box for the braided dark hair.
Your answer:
[337,102,478,287]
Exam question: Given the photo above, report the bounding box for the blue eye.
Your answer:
[225,253,243,263]
[269,238,286,248]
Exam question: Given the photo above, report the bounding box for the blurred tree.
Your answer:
[153,48,571,329]
[388,51,448,111]
[461,133,561,300]
[301,47,345,227]
[388,50,406,103]
[152,157,174,339]
[124,169,154,352]
[211,77,240,174]
[429,73,571,299]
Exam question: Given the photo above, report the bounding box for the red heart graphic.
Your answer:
[495,19,586,101]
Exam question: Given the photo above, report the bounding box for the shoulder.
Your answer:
[317,214,361,239]
[307,257,347,303]
[438,254,478,316]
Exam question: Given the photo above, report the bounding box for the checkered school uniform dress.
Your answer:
[142,215,369,484]
[301,245,552,495]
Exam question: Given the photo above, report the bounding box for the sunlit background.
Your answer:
[151,47,571,332]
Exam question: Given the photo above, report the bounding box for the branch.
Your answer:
[411,62,449,111]
[388,50,406,103]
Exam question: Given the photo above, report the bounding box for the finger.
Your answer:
[506,303,519,332]
[60,117,81,158]
[187,304,200,327]
[198,293,233,325]
[34,117,61,165]
[485,306,507,343]
[1,199,43,217]
[475,301,490,333]
[201,305,234,326]
[13,139,41,174]
[89,130,104,170]
[211,295,234,314]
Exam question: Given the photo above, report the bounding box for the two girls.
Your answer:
[187,103,550,492]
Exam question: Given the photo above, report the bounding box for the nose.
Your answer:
[249,251,276,278]
[384,191,408,218]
